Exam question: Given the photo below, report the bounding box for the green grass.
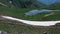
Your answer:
[0,6,60,21]
[0,1,60,34]
[41,11,60,21]
[0,21,60,34]
[0,0,60,21]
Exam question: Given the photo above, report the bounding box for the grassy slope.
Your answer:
[0,0,45,8]
[0,1,60,34]
[0,0,60,21]
[0,6,60,34]
[0,0,9,5]
[0,5,60,21]
[41,3,60,10]
[0,21,60,34]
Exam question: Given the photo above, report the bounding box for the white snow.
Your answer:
[9,1,12,4]
[1,16,60,26]
[0,31,1,34]
[0,2,7,7]
[44,12,54,17]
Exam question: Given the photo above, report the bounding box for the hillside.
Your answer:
[0,0,45,8]
[42,3,60,10]
[1,0,60,9]
[0,0,60,34]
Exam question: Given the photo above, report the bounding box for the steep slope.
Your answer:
[0,0,45,8]
[46,3,60,10]
[48,3,60,10]
[37,0,57,5]
[11,0,44,8]
[40,2,60,10]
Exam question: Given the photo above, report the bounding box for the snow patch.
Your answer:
[1,16,60,26]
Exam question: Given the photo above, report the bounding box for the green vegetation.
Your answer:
[0,21,60,34]
[0,0,42,8]
[0,0,60,34]
[0,5,60,21]
[42,3,60,10]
